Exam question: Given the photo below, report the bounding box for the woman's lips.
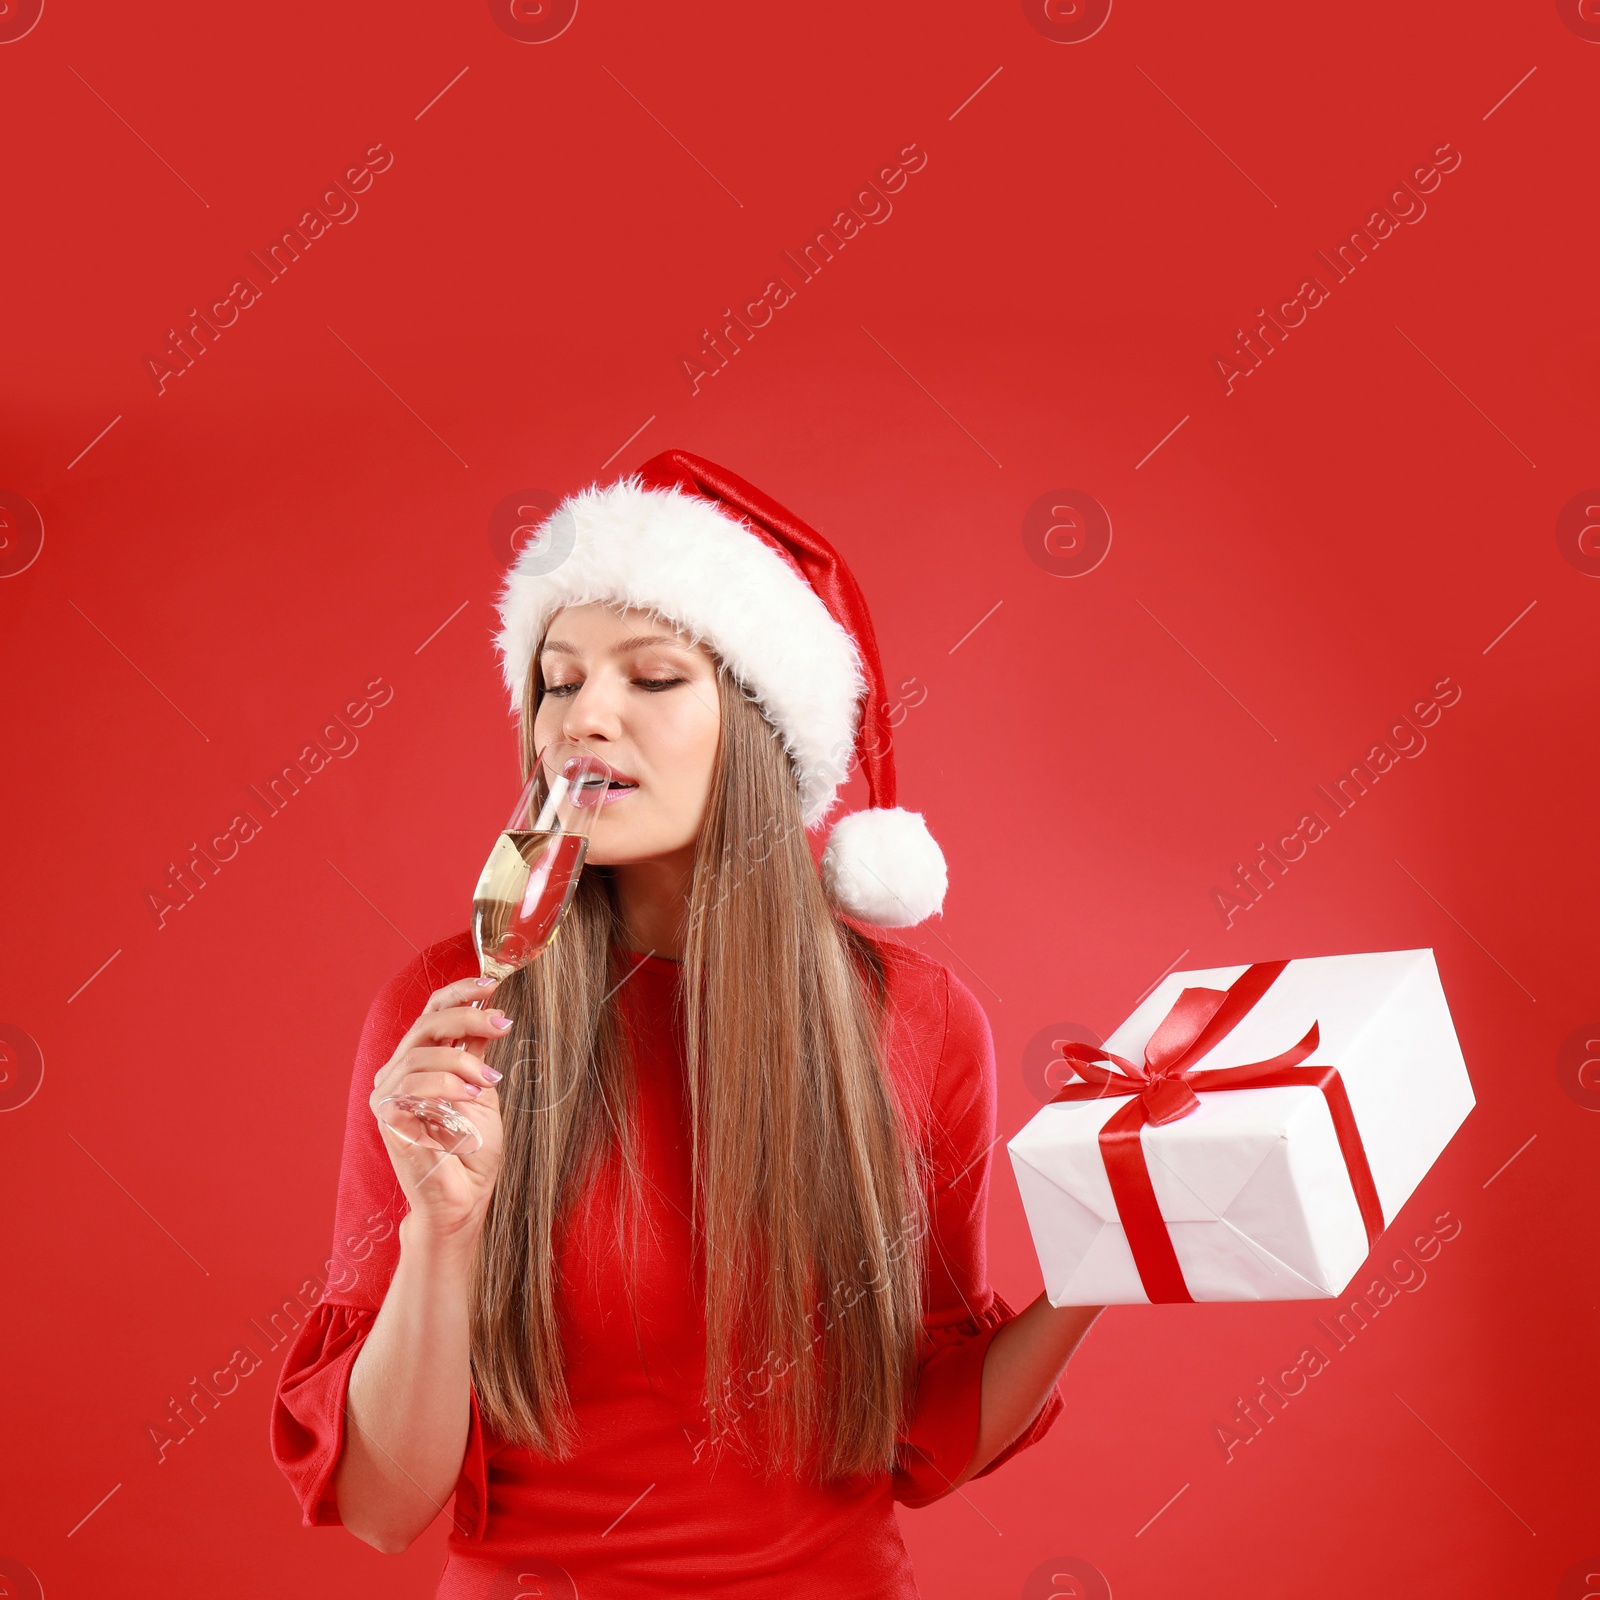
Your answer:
[600,781,638,805]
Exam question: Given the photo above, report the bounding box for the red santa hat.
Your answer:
[492,449,947,928]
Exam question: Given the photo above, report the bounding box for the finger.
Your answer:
[377,1069,498,1106]
[374,1040,503,1096]
[378,1008,513,1082]
[392,1045,506,1090]
[423,975,502,1014]
[408,1005,516,1049]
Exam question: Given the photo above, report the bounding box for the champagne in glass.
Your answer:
[376,741,612,1156]
[473,825,588,980]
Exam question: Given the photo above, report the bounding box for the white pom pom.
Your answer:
[821,807,948,928]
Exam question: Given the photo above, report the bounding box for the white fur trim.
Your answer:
[493,476,865,828]
[821,807,948,928]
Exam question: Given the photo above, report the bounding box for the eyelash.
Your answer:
[541,676,687,698]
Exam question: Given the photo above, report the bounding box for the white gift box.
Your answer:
[1007,948,1475,1305]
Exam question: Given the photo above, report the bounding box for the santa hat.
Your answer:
[491,449,947,928]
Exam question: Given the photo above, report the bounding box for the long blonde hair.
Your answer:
[469,622,932,1483]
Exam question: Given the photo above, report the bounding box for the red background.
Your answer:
[2,1,1597,1596]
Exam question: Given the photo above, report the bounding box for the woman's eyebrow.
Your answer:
[540,633,691,656]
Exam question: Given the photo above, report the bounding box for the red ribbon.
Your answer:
[1048,960,1385,1304]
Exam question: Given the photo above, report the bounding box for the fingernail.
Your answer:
[466,1083,484,1096]
[492,1014,514,1030]
[483,1065,503,1083]
[475,977,497,988]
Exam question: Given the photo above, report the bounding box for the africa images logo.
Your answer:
[142,144,396,395]
[1211,143,1462,395]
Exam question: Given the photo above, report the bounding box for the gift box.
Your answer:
[1007,949,1475,1305]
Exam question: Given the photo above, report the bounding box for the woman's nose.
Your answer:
[560,674,623,742]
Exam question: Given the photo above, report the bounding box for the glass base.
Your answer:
[377,1094,484,1156]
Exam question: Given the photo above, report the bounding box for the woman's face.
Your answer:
[532,602,722,865]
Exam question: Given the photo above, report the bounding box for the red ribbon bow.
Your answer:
[1048,960,1385,1303]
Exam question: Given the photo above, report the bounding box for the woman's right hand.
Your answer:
[369,975,513,1247]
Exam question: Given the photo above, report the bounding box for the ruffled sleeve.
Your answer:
[268,935,495,1541]
[891,964,1066,1508]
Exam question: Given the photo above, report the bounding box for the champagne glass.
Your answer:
[376,739,613,1156]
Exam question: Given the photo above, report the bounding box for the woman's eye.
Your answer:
[542,676,684,697]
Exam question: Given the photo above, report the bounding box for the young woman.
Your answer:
[271,451,1103,1597]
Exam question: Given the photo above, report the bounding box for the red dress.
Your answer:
[271,931,1064,1597]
